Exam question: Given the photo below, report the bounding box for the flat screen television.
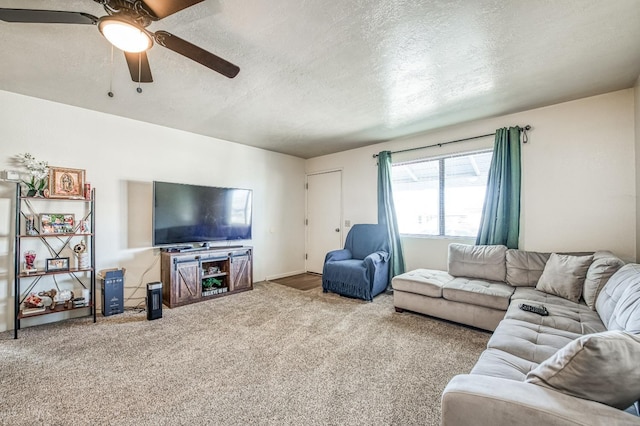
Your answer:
[152,181,252,246]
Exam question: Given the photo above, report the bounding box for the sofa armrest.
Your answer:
[324,249,352,263]
[442,375,639,426]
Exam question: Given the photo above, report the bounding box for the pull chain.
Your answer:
[137,52,143,93]
[107,45,114,97]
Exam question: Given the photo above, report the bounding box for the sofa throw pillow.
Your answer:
[505,249,551,287]
[447,244,507,282]
[583,251,625,310]
[525,331,640,410]
[535,253,593,303]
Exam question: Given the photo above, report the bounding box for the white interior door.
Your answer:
[306,171,342,274]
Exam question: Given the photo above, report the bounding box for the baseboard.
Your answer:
[265,270,308,281]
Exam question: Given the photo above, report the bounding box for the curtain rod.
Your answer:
[372,125,531,158]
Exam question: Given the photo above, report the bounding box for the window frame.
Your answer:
[392,148,493,239]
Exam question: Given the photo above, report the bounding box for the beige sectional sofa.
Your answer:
[392,244,640,425]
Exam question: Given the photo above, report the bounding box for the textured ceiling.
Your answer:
[1,0,640,159]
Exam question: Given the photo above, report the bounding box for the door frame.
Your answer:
[305,168,344,273]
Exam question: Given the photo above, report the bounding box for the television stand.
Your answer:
[160,246,253,308]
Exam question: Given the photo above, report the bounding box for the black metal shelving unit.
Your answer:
[13,185,96,339]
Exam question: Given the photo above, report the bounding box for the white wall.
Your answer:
[635,76,640,262]
[306,89,637,271]
[0,90,306,332]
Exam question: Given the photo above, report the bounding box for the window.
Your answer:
[391,150,493,237]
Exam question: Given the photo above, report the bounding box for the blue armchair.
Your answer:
[322,224,390,301]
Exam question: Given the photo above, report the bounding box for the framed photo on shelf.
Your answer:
[40,213,75,234]
[46,257,70,272]
[48,166,85,199]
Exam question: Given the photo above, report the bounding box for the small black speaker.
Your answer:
[146,282,163,320]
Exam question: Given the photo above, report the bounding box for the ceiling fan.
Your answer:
[0,0,240,84]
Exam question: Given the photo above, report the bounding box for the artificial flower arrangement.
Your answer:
[14,153,49,196]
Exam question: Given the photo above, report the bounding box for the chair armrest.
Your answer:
[364,251,390,281]
[324,249,352,263]
[363,250,389,266]
[442,375,638,426]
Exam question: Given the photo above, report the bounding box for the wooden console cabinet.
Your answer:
[160,246,253,308]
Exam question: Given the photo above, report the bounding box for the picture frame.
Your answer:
[40,213,75,234]
[48,167,85,199]
[46,257,70,272]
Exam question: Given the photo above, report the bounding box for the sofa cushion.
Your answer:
[448,244,507,282]
[443,278,515,310]
[488,319,585,364]
[490,300,607,364]
[511,287,584,309]
[525,331,640,410]
[506,249,550,287]
[470,348,538,381]
[582,251,624,310]
[535,253,593,303]
[504,298,606,336]
[596,263,640,333]
[391,269,453,298]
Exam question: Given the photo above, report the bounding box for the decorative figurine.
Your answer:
[79,220,90,234]
[37,289,57,309]
[74,240,90,269]
[53,289,74,309]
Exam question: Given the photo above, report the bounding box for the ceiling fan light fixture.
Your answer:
[98,16,152,53]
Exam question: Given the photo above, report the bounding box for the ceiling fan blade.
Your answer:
[140,0,204,20]
[0,8,97,24]
[154,31,240,79]
[124,51,153,83]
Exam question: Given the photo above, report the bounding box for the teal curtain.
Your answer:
[377,151,405,288]
[476,127,522,248]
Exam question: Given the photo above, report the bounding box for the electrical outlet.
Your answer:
[345,220,351,227]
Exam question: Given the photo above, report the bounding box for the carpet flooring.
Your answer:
[1,280,489,425]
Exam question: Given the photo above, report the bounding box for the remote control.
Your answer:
[518,303,549,316]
